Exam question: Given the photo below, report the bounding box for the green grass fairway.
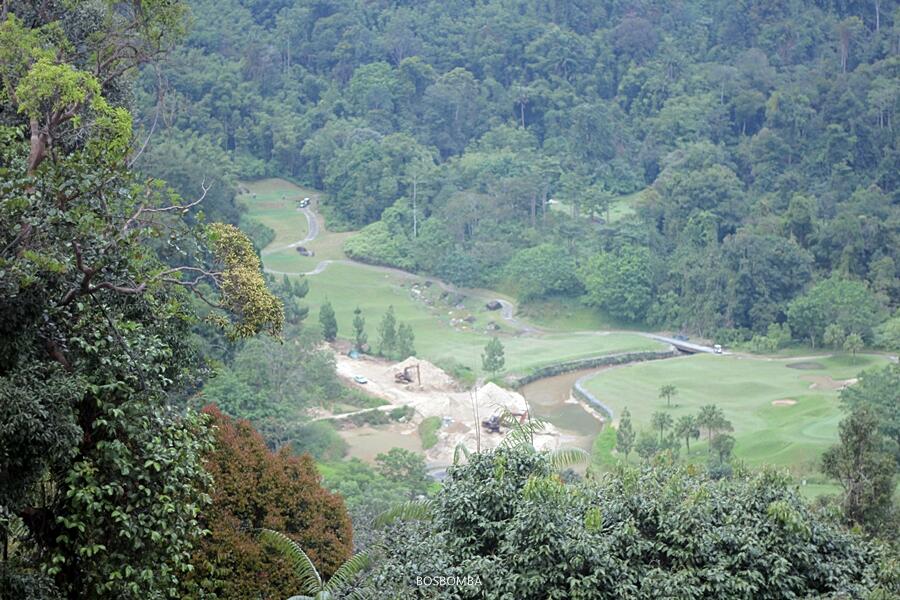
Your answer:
[238,178,316,249]
[301,262,664,374]
[583,353,892,478]
[238,178,667,375]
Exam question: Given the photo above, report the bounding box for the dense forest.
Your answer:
[141,0,900,346]
[1,0,899,599]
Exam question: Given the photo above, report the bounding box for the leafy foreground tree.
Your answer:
[822,405,897,538]
[259,529,370,600]
[481,337,505,377]
[367,448,895,599]
[841,363,900,464]
[184,407,353,599]
[0,4,283,597]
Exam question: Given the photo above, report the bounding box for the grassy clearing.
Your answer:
[549,189,643,224]
[418,416,442,450]
[583,352,892,478]
[301,261,664,374]
[237,178,315,249]
[520,295,645,332]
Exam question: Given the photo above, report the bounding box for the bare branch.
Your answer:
[128,64,165,168]
[142,180,210,214]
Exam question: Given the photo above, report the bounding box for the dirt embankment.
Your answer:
[335,353,562,466]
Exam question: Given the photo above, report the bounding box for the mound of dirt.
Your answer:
[386,357,457,391]
[804,375,858,391]
[786,362,825,370]
[477,382,528,416]
[772,399,797,406]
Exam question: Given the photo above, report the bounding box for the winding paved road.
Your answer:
[261,206,318,256]
[260,209,535,331]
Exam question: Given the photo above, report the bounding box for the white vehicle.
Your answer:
[713,344,723,354]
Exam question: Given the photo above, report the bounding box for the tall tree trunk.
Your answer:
[412,177,418,238]
[28,118,48,176]
[530,193,536,229]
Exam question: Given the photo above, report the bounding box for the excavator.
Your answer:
[394,365,416,384]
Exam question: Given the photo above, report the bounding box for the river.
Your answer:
[519,367,608,452]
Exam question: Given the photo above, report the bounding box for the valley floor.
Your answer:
[239,178,895,495]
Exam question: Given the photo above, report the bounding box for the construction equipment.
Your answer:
[394,365,417,384]
[481,415,501,433]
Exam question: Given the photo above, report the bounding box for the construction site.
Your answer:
[332,353,564,467]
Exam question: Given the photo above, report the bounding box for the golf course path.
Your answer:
[261,206,319,256]
[264,251,538,332]
[308,403,396,423]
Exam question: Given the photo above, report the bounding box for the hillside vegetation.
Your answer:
[140,0,900,345]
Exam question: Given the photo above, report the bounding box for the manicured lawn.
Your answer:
[238,178,315,249]
[583,353,892,478]
[301,263,664,374]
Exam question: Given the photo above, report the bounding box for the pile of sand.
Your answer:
[804,375,858,391]
[477,381,528,416]
[336,351,562,466]
[385,357,457,391]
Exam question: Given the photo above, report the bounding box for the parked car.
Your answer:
[298,197,310,208]
[353,375,368,384]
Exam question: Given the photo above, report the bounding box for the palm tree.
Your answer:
[651,411,673,444]
[259,529,371,600]
[674,415,699,452]
[696,404,732,452]
[499,409,590,470]
[659,384,678,407]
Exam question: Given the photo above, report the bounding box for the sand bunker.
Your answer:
[336,353,561,466]
[772,399,797,406]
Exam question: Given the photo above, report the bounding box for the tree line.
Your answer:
[139,0,900,347]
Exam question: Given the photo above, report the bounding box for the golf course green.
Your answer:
[583,352,893,481]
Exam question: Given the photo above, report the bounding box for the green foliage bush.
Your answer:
[344,221,415,270]
[505,243,581,302]
[291,421,349,461]
[370,448,893,599]
[418,416,442,450]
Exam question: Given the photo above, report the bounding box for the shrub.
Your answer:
[418,416,442,450]
[186,407,352,599]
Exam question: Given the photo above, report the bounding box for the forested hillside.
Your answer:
[3,1,900,599]
[141,0,900,342]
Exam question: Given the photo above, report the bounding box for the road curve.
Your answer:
[261,206,319,256]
